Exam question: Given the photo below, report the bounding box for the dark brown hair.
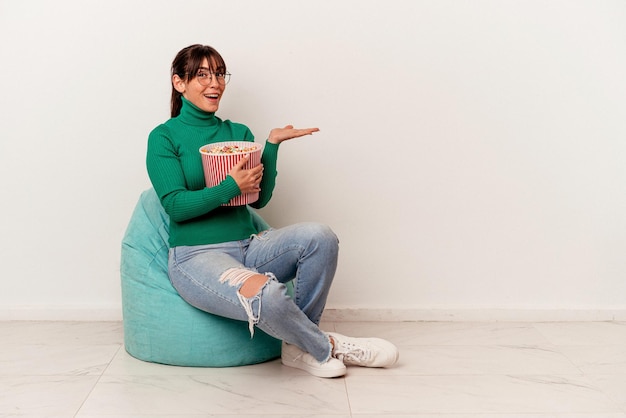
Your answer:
[170,44,227,117]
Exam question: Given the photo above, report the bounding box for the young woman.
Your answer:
[146,44,398,378]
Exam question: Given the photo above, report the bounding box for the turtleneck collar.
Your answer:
[178,96,218,126]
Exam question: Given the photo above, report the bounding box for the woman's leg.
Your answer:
[245,222,399,370]
[245,222,339,325]
[168,242,333,363]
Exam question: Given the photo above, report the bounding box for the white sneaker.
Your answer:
[281,342,347,378]
[328,332,399,368]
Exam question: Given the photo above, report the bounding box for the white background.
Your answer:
[1,0,624,320]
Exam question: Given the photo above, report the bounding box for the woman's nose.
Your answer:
[209,74,221,87]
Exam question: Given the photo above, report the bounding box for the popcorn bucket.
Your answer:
[199,141,262,206]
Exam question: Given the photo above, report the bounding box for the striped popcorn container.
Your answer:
[199,141,262,206]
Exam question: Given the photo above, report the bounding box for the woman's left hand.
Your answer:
[267,125,319,144]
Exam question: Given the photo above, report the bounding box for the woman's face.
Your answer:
[174,58,225,114]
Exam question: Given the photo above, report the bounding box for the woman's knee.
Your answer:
[219,268,289,335]
[299,222,339,251]
[239,274,270,298]
[219,268,269,298]
[219,268,290,303]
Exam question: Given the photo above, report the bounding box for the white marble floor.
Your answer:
[1,320,626,417]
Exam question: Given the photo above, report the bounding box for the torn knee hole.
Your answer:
[219,268,269,298]
[219,268,275,338]
[239,275,269,298]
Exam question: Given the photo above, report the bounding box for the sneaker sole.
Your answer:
[281,354,346,378]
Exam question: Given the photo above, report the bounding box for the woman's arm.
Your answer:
[251,141,279,209]
[146,127,241,222]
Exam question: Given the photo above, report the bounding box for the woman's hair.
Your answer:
[170,44,227,117]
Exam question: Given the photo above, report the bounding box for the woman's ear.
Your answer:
[172,74,186,94]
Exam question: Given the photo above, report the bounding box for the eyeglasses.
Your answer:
[193,70,231,86]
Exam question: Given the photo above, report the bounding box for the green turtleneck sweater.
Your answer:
[146,97,279,247]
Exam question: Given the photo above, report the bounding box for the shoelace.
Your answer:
[334,341,372,364]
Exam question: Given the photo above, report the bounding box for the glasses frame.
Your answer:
[189,68,231,86]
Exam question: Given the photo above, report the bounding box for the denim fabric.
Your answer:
[168,222,339,363]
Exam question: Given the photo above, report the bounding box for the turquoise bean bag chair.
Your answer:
[121,188,284,367]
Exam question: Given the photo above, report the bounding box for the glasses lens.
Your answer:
[196,72,230,86]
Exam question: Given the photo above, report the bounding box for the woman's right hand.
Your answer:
[228,155,264,194]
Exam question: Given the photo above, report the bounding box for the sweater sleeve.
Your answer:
[251,140,279,209]
[146,125,242,222]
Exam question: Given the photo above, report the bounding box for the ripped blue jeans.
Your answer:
[168,222,339,363]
